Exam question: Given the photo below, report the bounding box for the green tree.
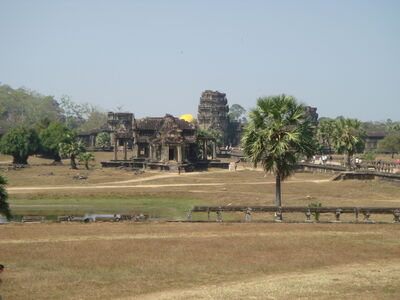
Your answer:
[78,153,95,170]
[377,133,400,158]
[0,84,62,129]
[80,107,108,132]
[317,118,335,154]
[196,129,222,159]
[59,135,86,169]
[242,94,316,207]
[59,95,91,130]
[228,104,247,123]
[95,132,111,149]
[0,126,40,164]
[38,121,74,162]
[387,123,400,132]
[331,118,365,170]
[0,175,12,220]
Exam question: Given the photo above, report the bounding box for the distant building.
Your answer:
[76,124,110,148]
[304,106,319,127]
[365,131,389,151]
[105,112,213,171]
[197,90,230,145]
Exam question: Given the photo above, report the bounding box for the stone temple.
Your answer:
[197,90,243,147]
[197,90,230,145]
[103,112,220,171]
[100,90,319,171]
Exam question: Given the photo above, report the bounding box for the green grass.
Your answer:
[9,196,209,219]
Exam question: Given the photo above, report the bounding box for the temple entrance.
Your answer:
[169,147,175,161]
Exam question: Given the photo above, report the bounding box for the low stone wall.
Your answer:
[186,205,400,224]
[297,162,400,182]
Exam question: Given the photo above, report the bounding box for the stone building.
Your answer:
[364,131,389,152]
[76,124,111,148]
[104,112,214,171]
[132,114,198,163]
[304,106,319,127]
[197,90,230,145]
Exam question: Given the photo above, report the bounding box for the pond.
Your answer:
[84,214,121,221]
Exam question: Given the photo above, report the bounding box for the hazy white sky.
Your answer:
[1,0,399,121]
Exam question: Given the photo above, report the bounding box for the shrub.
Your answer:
[308,203,322,221]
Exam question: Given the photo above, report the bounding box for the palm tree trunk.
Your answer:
[346,153,352,171]
[275,174,282,207]
[70,155,77,169]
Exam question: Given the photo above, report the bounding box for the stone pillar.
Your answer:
[123,140,128,160]
[149,145,153,161]
[177,145,182,163]
[212,141,217,160]
[132,143,138,159]
[203,140,208,160]
[162,145,168,162]
[114,138,118,160]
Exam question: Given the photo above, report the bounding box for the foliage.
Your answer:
[38,121,73,161]
[196,129,223,158]
[361,151,376,161]
[308,202,322,221]
[377,133,400,158]
[0,84,62,129]
[228,104,247,123]
[78,153,95,170]
[59,96,91,130]
[361,119,400,132]
[59,135,86,169]
[331,118,365,169]
[79,107,108,132]
[387,123,400,131]
[0,175,11,220]
[242,94,316,206]
[0,126,40,164]
[197,129,222,145]
[95,132,111,149]
[317,118,335,154]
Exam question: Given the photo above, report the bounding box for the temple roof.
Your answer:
[136,115,195,131]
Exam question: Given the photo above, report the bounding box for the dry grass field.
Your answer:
[1,223,399,299]
[1,152,400,299]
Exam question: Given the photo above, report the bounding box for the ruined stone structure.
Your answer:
[304,106,319,127]
[104,112,220,171]
[132,114,198,164]
[198,90,229,145]
[107,112,134,160]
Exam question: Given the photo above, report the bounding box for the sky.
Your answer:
[0,0,399,121]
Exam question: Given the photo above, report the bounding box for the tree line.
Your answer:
[0,119,111,166]
[242,94,400,207]
[0,84,107,132]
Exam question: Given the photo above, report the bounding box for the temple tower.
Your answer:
[197,90,229,145]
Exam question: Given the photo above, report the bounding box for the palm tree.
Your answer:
[78,153,95,170]
[59,135,86,169]
[242,95,316,207]
[0,175,12,220]
[331,118,365,170]
[317,118,335,154]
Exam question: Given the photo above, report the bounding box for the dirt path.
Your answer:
[7,178,330,193]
